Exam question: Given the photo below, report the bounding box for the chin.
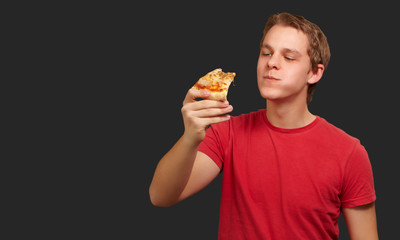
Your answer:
[258,88,280,101]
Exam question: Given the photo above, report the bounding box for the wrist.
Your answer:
[181,131,202,149]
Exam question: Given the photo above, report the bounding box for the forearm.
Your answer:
[149,135,199,207]
[150,89,232,207]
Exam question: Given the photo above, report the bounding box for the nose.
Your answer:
[267,54,280,70]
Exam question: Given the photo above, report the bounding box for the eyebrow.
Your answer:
[261,44,302,56]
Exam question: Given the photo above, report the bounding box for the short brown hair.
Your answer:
[260,12,331,104]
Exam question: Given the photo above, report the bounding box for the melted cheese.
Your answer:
[192,68,236,97]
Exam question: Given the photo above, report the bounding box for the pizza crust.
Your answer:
[192,68,236,101]
[205,91,230,101]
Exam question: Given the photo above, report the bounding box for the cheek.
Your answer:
[286,66,310,84]
[257,55,265,69]
[256,58,265,77]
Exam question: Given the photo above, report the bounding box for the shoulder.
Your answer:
[317,117,360,145]
[314,117,368,162]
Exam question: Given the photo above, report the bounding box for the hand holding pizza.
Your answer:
[181,69,235,145]
[181,89,233,145]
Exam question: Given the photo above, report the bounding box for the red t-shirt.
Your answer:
[198,109,376,240]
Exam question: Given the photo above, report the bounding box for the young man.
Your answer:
[149,13,378,239]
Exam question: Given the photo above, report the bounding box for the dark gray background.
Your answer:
[41,1,398,239]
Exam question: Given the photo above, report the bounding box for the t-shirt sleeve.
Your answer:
[340,140,376,208]
[198,121,230,170]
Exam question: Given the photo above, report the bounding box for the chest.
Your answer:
[226,129,343,210]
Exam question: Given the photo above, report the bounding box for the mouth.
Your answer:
[264,75,280,81]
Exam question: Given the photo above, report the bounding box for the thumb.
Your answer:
[183,88,210,104]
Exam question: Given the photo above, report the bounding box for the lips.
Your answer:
[264,75,280,81]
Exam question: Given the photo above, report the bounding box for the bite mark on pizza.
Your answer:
[192,68,236,101]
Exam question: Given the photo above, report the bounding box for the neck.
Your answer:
[266,99,315,129]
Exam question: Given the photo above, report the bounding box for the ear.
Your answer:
[307,64,325,84]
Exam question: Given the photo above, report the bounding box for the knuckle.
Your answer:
[181,105,191,117]
[181,105,187,114]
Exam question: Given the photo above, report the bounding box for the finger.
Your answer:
[205,114,231,125]
[192,105,233,118]
[188,99,229,111]
[193,114,231,130]
[183,88,210,105]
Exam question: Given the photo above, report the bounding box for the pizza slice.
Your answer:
[192,68,236,101]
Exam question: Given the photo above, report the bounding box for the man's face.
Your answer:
[257,25,314,103]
